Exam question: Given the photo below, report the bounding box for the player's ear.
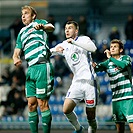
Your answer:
[32,14,36,20]
[75,29,78,34]
[120,48,123,53]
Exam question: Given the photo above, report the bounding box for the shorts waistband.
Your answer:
[36,60,50,65]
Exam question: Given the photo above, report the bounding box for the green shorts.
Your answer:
[25,63,54,99]
[112,99,133,123]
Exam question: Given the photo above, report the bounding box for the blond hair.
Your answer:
[21,5,37,19]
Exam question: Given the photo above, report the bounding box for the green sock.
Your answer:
[28,111,39,133]
[41,109,52,133]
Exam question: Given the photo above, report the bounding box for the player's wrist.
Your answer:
[71,39,75,44]
[43,25,46,31]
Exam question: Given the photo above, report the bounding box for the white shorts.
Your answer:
[65,79,98,108]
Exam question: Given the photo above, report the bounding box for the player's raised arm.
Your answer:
[67,37,97,52]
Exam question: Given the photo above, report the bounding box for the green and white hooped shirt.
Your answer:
[95,55,133,102]
[16,19,51,66]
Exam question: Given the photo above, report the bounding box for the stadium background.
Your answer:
[0,0,133,132]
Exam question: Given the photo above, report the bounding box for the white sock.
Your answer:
[64,111,81,131]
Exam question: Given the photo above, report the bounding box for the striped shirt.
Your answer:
[16,19,51,66]
[95,55,133,102]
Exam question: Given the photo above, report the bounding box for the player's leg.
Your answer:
[36,63,54,133]
[26,66,39,133]
[63,81,85,133]
[115,122,125,133]
[27,97,39,133]
[63,98,83,132]
[86,107,97,133]
[125,99,133,133]
[37,99,52,133]
[84,82,98,133]
[129,123,133,133]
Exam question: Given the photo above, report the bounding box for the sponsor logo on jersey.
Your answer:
[71,52,79,62]
[28,28,35,34]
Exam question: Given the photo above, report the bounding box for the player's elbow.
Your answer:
[91,46,97,52]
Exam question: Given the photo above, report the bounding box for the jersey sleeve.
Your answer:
[50,42,64,56]
[72,36,97,52]
[35,19,48,25]
[94,60,109,72]
[15,32,22,49]
[109,55,132,69]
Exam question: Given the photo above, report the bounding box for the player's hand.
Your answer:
[67,38,74,44]
[104,49,111,58]
[92,62,97,68]
[34,24,45,30]
[14,60,22,67]
[55,46,64,53]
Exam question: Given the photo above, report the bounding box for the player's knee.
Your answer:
[28,102,37,112]
[38,99,49,111]
[63,107,69,114]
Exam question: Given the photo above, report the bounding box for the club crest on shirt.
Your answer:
[71,52,79,62]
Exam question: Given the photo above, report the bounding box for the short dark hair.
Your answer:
[110,39,124,49]
[66,21,79,30]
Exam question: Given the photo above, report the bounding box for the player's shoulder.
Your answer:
[19,26,27,34]
[121,54,132,60]
[78,35,90,40]
[34,19,48,23]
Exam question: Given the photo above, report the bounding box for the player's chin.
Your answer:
[66,36,72,39]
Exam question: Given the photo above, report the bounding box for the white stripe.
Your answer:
[46,63,52,94]
[25,46,44,59]
[23,34,42,46]
[35,33,43,39]
[112,87,132,95]
[112,96,133,102]
[23,40,37,51]
[47,63,50,83]
[111,80,130,89]
[126,115,133,121]
[39,40,46,45]
[110,72,128,81]
[28,50,47,66]
[28,58,38,66]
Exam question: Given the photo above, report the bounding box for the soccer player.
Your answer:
[50,21,99,133]
[12,5,55,133]
[92,39,133,133]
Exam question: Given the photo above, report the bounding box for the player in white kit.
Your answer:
[50,21,99,133]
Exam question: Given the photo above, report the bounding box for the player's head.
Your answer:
[21,5,37,26]
[111,39,124,49]
[65,21,79,39]
[110,39,124,56]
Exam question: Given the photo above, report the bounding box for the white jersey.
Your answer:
[55,36,97,82]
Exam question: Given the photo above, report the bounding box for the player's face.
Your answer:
[65,24,78,39]
[21,8,35,26]
[110,43,122,56]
